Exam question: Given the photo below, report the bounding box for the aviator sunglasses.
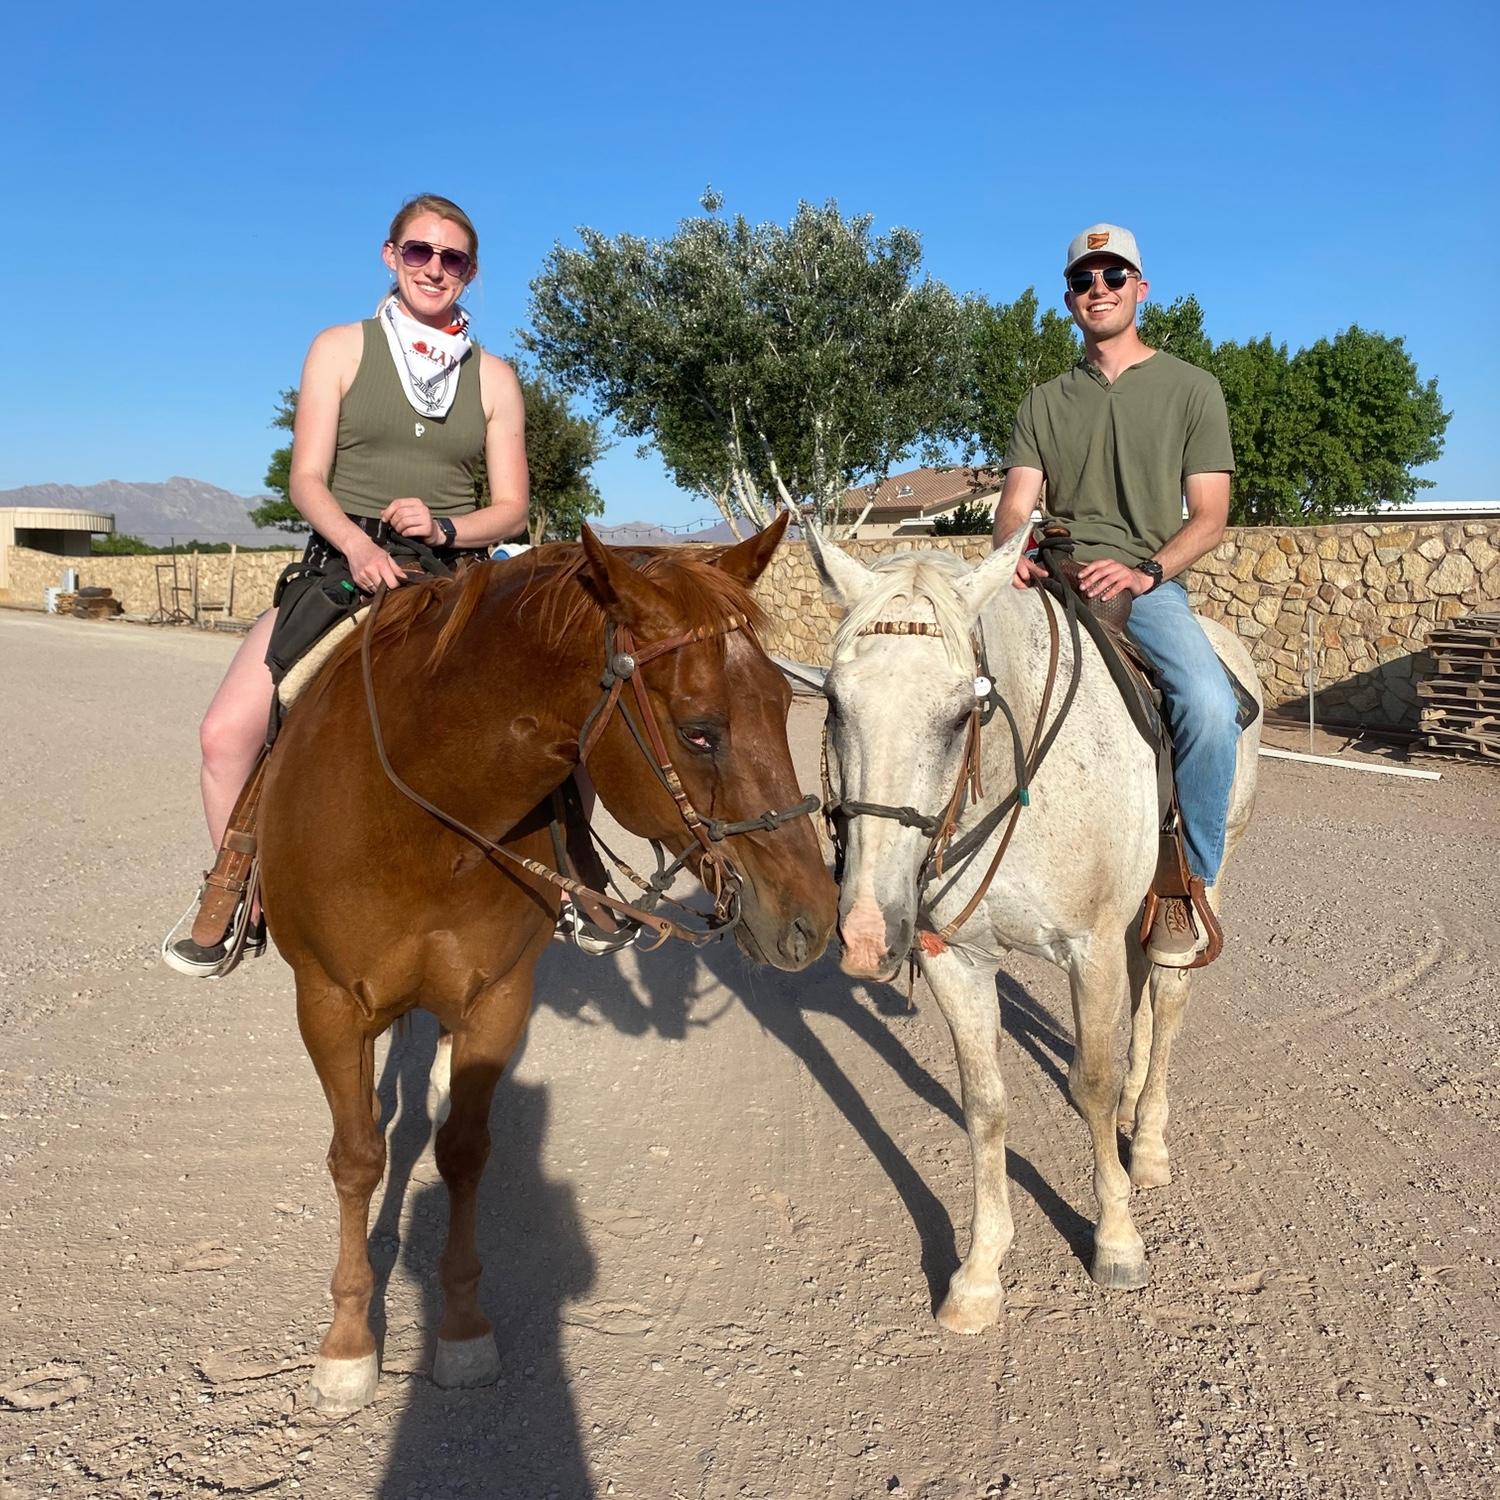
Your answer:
[1066,266,1138,295]
[394,239,474,279]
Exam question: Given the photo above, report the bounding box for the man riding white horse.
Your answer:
[991,223,1241,967]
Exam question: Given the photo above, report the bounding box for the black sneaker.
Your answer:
[553,900,641,956]
[162,911,267,978]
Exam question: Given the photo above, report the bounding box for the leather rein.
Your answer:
[822,575,1087,955]
[358,586,817,950]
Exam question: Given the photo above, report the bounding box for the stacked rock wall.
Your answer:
[5,520,1496,730]
[750,520,1500,731]
[0,547,299,620]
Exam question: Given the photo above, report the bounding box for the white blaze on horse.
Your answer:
[809,524,1261,1333]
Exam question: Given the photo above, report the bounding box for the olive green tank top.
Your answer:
[328,320,486,519]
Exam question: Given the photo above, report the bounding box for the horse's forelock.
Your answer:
[531,544,767,646]
[834,552,976,677]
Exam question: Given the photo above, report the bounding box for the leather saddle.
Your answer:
[1034,528,1259,970]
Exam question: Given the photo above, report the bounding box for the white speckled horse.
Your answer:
[809,525,1260,1332]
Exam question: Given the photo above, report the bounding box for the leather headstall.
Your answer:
[821,587,1083,959]
[360,588,817,950]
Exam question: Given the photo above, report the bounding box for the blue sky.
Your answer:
[8,0,1496,532]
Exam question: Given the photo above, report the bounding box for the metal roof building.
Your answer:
[0,507,115,593]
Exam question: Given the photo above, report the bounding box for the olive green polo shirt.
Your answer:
[1003,351,1234,565]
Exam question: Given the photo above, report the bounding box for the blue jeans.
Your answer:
[1125,581,1240,883]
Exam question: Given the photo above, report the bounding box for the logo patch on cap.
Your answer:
[1088,233,1110,250]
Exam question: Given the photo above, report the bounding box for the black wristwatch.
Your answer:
[433,516,457,548]
[1137,559,1164,592]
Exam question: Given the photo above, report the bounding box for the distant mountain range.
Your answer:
[1,479,749,548]
[0,477,304,546]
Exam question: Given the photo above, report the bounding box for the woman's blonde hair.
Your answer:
[387,194,479,268]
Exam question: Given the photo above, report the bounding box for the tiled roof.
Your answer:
[839,466,1003,516]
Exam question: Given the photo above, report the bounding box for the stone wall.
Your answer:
[0,547,299,620]
[750,521,1500,730]
[5,521,1496,730]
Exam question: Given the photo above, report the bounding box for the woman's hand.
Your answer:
[345,533,408,592]
[382,497,441,545]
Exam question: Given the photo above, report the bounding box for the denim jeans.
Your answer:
[1125,581,1240,883]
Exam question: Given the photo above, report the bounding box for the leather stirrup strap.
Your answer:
[190,750,270,945]
[1138,807,1224,969]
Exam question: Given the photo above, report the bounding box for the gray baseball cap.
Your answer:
[1064,224,1143,276]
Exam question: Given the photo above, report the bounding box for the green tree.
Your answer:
[1132,302,1448,524]
[1138,295,1215,370]
[468,369,606,543]
[1279,327,1449,519]
[965,288,1079,463]
[526,190,966,535]
[931,498,997,536]
[91,533,153,554]
[248,388,306,533]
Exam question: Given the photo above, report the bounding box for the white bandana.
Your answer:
[377,294,473,418]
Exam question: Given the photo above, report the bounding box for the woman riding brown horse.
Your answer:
[258,513,836,1410]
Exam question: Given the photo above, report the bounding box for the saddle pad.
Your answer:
[276,608,369,711]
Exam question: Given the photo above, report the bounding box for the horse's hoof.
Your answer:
[1130,1146,1171,1189]
[1091,1246,1150,1291]
[936,1286,1003,1335]
[432,1333,501,1389]
[307,1352,379,1412]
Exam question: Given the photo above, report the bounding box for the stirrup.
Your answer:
[553,900,641,956]
[162,869,266,978]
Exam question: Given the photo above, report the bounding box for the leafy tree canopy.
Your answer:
[526,190,966,534]
[248,388,306,534]
[965,288,1079,463]
[931,498,998,536]
[91,533,154,554]
[474,367,607,543]
[1139,298,1449,523]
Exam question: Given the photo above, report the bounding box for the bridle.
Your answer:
[360,586,818,949]
[821,582,1085,955]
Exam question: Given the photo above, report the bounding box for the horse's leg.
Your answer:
[1129,876,1222,1188]
[297,986,386,1411]
[1067,938,1148,1290]
[923,948,1012,1336]
[1117,933,1155,1133]
[428,1026,453,1131]
[430,971,535,1388]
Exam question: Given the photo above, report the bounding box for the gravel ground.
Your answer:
[1,609,1496,1500]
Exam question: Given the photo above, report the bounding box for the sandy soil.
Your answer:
[1,609,1496,1500]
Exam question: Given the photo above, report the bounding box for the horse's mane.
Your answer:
[328,543,768,676]
[834,551,977,676]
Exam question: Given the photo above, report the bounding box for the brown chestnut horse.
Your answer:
[256,515,835,1411]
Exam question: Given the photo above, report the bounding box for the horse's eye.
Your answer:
[679,725,717,754]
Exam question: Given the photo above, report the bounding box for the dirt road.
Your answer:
[1,610,1495,1499]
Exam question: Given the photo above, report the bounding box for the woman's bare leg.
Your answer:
[199,608,278,848]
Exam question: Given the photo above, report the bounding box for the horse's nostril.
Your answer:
[781,916,818,967]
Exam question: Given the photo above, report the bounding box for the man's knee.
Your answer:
[1167,667,1238,748]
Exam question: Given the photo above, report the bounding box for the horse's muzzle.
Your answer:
[838,894,911,981]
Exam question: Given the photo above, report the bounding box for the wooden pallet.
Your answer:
[1421,610,1500,760]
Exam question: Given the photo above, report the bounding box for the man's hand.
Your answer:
[1076,558,1156,603]
[1012,553,1047,590]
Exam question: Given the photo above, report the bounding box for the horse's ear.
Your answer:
[956,523,1030,618]
[804,522,873,609]
[712,509,790,585]
[578,523,677,635]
